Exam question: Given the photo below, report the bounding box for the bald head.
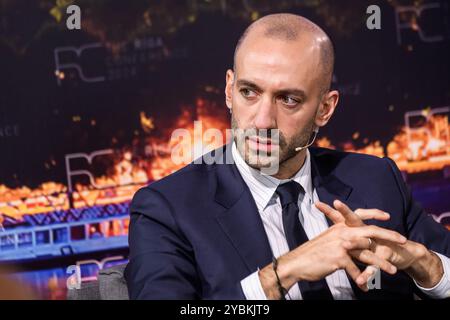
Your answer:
[233,13,335,94]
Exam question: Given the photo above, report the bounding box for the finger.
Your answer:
[342,238,372,251]
[350,249,397,275]
[315,201,344,224]
[354,225,407,244]
[343,257,367,292]
[334,200,362,227]
[356,265,381,289]
[354,208,390,221]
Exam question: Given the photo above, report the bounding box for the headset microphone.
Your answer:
[295,127,319,152]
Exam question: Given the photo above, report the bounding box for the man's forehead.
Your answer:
[235,37,320,85]
[237,30,319,63]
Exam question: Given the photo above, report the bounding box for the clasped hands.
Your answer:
[312,200,443,291]
[261,200,444,299]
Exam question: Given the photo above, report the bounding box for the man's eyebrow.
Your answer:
[235,79,263,92]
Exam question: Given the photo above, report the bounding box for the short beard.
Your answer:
[231,114,316,172]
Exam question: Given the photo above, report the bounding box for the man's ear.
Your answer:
[225,69,234,110]
[315,90,339,128]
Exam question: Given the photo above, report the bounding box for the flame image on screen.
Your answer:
[0,98,230,225]
[388,107,450,173]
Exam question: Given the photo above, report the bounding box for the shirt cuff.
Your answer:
[240,269,268,300]
[414,251,450,299]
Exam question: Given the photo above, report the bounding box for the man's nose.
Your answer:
[253,97,276,130]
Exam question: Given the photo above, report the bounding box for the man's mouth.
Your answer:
[246,136,278,153]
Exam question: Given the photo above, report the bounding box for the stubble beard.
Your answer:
[231,113,316,172]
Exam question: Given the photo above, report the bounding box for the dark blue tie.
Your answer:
[276,181,334,300]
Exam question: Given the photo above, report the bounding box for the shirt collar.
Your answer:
[231,142,313,212]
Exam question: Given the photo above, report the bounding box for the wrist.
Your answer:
[259,256,297,300]
[406,246,444,288]
[277,254,301,287]
[258,266,280,300]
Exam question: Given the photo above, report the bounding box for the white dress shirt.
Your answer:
[231,142,450,299]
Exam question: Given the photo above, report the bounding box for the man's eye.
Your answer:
[280,96,299,106]
[240,88,256,98]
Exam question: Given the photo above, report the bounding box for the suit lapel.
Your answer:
[214,145,273,273]
[310,148,365,212]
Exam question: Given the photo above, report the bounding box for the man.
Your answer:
[125,13,450,299]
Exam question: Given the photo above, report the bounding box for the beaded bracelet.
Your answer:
[272,256,291,300]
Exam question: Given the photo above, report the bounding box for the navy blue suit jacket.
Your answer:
[125,145,450,299]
